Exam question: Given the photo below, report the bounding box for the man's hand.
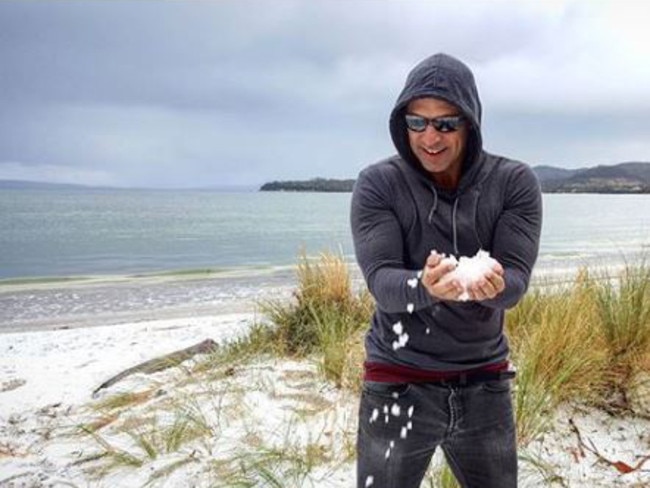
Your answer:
[421,252,464,300]
[466,262,505,301]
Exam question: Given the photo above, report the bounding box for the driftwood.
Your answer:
[92,338,218,397]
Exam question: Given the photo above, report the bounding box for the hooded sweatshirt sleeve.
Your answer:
[351,164,438,314]
[482,163,542,309]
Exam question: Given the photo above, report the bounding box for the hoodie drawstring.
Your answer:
[451,197,460,255]
[428,187,483,257]
[427,186,460,256]
[427,186,439,224]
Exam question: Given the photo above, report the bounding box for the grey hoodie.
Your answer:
[350,53,542,371]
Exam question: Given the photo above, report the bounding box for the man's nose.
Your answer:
[422,125,443,141]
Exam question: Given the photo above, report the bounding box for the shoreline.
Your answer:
[0,267,297,334]
[2,255,647,335]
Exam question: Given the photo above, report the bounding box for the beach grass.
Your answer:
[257,250,373,387]
[505,271,610,443]
[594,264,650,381]
[76,252,650,485]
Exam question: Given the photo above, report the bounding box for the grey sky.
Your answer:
[1,0,649,188]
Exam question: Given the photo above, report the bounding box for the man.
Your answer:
[350,53,542,488]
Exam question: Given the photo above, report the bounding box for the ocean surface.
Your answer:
[2,190,650,331]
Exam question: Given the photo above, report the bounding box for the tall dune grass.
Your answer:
[259,251,373,387]
[594,264,650,381]
[505,270,609,443]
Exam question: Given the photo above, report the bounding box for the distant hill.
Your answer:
[0,180,99,190]
[260,162,650,193]
[260,178,356,192]
[539,162,650,193]
[531,165,580,182]
[0,180,258,192]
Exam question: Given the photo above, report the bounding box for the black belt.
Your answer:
[434,368,516,387]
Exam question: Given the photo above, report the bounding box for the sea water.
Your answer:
[1,190,649,330]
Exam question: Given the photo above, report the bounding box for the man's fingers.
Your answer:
[435,276,463,297]
[424,263,456,288]
[425,252,442,268]
[468,271,504,300]
[485,270,505,292]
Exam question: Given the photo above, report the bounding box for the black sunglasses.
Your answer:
[405,114,465,133]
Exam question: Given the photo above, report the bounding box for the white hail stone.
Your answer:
[391,403,401,416]
[370,408,379,423]
[398,333,409,347]
[426,328,431,334]
[365,475,374,487]
[392,321,403,335]
[392,392,399,399]
[400,426,408,439]
[408,405,414,418]
[390,440,395,449]
[407,278,418,289]
[407,421,413,430]
[417,270,423,279]
[445,250,500,301]
[407,303,415,314]
[383,405,389,414]
[385,447,391,459]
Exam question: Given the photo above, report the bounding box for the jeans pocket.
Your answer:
[362,381,412,399]
[480,379,511,394]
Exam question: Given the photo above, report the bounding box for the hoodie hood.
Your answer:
[389,53,484,187]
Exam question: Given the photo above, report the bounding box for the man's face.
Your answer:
[406,97,468,188]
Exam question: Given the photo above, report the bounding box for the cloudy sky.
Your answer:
[1,0,649,188]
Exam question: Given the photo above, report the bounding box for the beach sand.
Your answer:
[1,307,649,486]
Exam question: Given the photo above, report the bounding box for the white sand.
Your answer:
[1,313,649,487]
[0,314,255,418]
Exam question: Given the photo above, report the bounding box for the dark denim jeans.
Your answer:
[357,379,517,488]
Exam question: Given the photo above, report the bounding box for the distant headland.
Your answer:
[260,162,650,193]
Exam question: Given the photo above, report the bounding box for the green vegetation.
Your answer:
[75,252,650,486]
[259,178,356,192]
[258,251,373,388]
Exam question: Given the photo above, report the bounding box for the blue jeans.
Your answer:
[357,379,517,488]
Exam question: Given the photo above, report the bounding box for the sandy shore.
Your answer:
[1,310,649,486]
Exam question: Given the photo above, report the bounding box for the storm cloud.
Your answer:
[1,0,649,188]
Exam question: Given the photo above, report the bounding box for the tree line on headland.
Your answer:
[260,162,650,193]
